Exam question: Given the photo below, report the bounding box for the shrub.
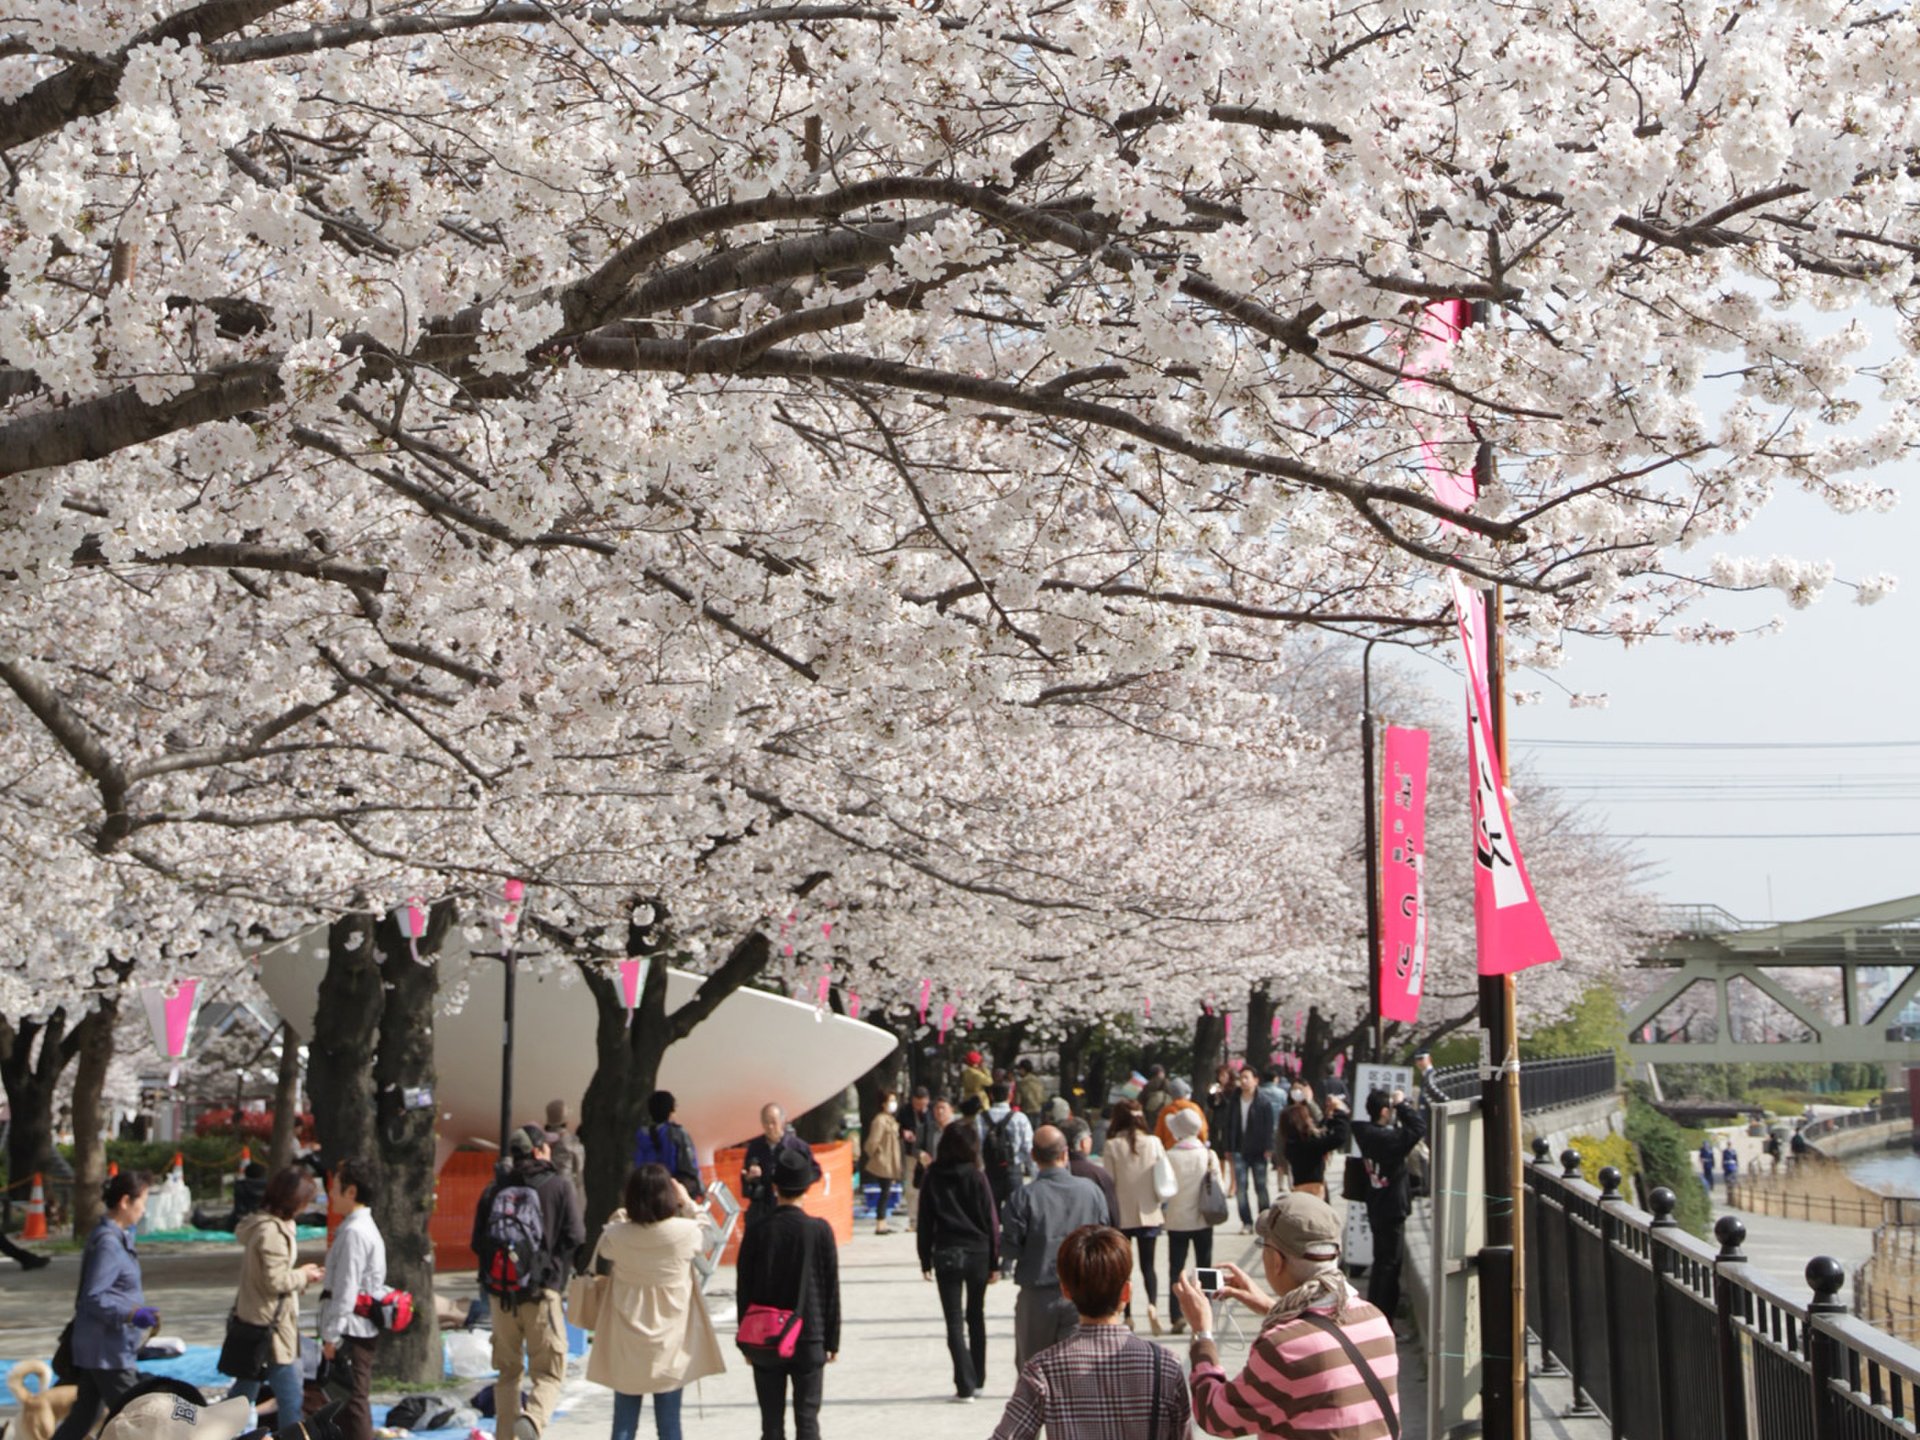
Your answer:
[1624,1095,1712,1237]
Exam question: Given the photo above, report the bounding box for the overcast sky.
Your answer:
[1409,311,1916,926]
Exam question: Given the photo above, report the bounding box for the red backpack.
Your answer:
[354,1290,416,1332]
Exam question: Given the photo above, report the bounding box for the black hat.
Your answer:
[508,1122,554,1158]
[773,1146,816,1197]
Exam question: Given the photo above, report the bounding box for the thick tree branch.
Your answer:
[0,658,131,850]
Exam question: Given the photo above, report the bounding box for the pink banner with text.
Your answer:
[1380,726,1431,1022]
[1408,301,1561,977]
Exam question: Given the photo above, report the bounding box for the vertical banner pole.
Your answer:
[1362,639,1384,1064]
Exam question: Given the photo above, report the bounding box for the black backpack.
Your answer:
[479,1175,554,1300]
[982,1113,1017,1191]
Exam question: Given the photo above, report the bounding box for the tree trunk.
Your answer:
[1056,1026,1087,1108]
[989,1020,1027,1077]
[268,1023,302,1173]
[578,917,673,1253]
[0,1010,73,1197]
[370,902,451,1383]
[1245,985,1277,1072]
[69,997,120,1236]
[1188,1010,1225,1096]
[573,898,796,1253]
[308,913,381,1171]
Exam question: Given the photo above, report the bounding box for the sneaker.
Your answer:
[949,1394,974,1404]
[1240,1223,1255,1235]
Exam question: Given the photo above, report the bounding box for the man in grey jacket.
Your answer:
[999,1124,1110,1368]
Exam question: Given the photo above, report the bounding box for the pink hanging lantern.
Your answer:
[141,978,202,1086]
[917,978,933,1026]
[618,958,649,1028]
[501,878,526,931]
[848,992,862,1021]
[398,897,428,964]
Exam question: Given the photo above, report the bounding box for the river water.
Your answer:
[1845,1148,1920,1196]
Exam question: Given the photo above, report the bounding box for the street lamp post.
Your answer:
[497,880,526,1154]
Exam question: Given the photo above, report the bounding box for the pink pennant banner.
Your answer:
[619,958,649,1027]
[1143,995,1152,1020]
[1333,1053,1347,1078]
[1407,300,1560,977]
[937,1002,955,1043]
[1223,1013,1233,1042]
[918,979,933,1025]
[848,992,862,1020]
[141,979,201,1062]
[816,973,831,1007]
[1379,725,1431,1023]
[1270,1015,1281,1040]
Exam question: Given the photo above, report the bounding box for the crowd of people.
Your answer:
[28,1057,1427,1440]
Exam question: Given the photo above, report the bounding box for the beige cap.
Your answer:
[1255,1191,1344,1261]
[102,1394,254,1440]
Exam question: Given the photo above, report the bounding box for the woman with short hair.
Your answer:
[1278,1094,1349,1200]
[50,1172,158,1440]
[586,1163,724,1440]
[319,1159,385,1440]
[225,1167,326,1424]
[988,1224,1189,1440]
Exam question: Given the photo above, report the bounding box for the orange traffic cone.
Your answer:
[109,1160,119,1177]
[21,1173,47,1240]
[238,1145,251,1175]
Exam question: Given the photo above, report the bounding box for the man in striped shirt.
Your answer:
[1172,1193,1400,1439]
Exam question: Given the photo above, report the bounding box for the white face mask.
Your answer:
[1290,1088,1307,1103]
[885,1100,898,1113]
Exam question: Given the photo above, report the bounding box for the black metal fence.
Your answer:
[1430,1049,1618,1111]
[1803,1093,1914,1154]
[1527,1141,1920,1439]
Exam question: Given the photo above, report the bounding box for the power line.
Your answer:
[1516,738,1920,751]
[1600,830,1920,840]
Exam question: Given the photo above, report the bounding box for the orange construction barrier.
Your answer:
[709,1140,853,1264]
[21,1174,47,1240]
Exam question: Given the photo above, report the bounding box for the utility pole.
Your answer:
[1362,638,1384,1064]
[1469,296,1528,1436]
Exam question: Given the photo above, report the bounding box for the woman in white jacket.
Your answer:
[1099,1099,1169,1333]
[1158,1105,1223,1334]
[586,1164,724,1440]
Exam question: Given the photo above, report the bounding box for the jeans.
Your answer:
[1167,1228,1214,1295]
[1234,1155,1271,1223]
[1122,1228,1159,1307]
[231,1359,305,1425]
[933,1246,990,1396]
[1367,1212,1406,1322]
[50,1366,138,1440]
[751,1363,823,1440]
[611,1389,682,1440]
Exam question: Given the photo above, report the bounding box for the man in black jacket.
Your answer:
[1213,1066,1279,1233]
[736,1148,840,1440]
[1062,1119,1121,1227]
[1352,1087,1428,1328]
[473,1123,587,1440]
[741,1103,820,1229]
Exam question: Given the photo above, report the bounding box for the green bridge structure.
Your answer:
[1625,893,1920,1068]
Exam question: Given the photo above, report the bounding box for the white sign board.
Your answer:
[1343,1062,1414,1270]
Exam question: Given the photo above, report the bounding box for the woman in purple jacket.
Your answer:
[51,1172,158,1440]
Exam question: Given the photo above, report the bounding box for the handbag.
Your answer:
[566,1238,609,1332]
[1152,1150,1179,1203]
[1342,1155,1370,1202]
[1197,1160,1231,1226]
[219,1290,288,1380]
[737,1225,814,1364]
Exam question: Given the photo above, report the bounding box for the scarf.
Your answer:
[1262,1259,1355,1328]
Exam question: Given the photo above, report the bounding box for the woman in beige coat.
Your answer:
[861,1092,905,1234]
[226,1168,323,1425]
[587,1164,724,1440]
[1099,1099,1170,1333]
